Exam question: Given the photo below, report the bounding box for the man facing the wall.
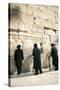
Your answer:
[14,45,24,75]
[32,43,42,75]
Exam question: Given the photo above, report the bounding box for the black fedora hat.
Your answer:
[17,45,21,48]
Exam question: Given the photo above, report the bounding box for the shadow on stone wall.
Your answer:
[22,55,33,73]
[10,55,33,75]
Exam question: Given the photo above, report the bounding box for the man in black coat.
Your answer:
[14,45,24,75]
[51,43,58,70]
[32,43,42,75]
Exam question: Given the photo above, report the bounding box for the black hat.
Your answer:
[34,43,37,47]
[51,43,55,47]
[17,45,21,48]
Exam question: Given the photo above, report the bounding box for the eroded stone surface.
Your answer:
[9,4,59,74]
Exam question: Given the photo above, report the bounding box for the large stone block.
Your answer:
[41,44,51,68]
[22,55,33,72]
[45,29,55,36]
[43,34,50,44]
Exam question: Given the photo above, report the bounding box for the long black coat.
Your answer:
[32,47,41,69]
[14,48,24,67]
[51,47,58,66]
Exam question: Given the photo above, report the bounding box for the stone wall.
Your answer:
[9,4,59,74]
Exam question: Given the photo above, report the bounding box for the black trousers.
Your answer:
[17,66,21,75]
[35,66,42,74]
[53,56,58,70]
[55,58,58,70]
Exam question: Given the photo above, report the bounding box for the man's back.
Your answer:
[33,47,40,57]
[51,47,58,57]
[33,47,41,62]
[14,48,24,64]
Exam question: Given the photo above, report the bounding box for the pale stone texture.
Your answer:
[9,4,59,74]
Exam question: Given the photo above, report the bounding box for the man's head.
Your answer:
[51,43,55,47]
[17,45,21,49]
[34,43,37,48]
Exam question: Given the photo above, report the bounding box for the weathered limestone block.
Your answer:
[43,35,50,44]
[41,44,51,68]
[45,29,55,36]
[9,36,16,75]
[10,55,16,75]
[22,55,33,72]
[50,35,57,43]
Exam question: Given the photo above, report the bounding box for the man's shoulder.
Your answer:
[15,49,17,52]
